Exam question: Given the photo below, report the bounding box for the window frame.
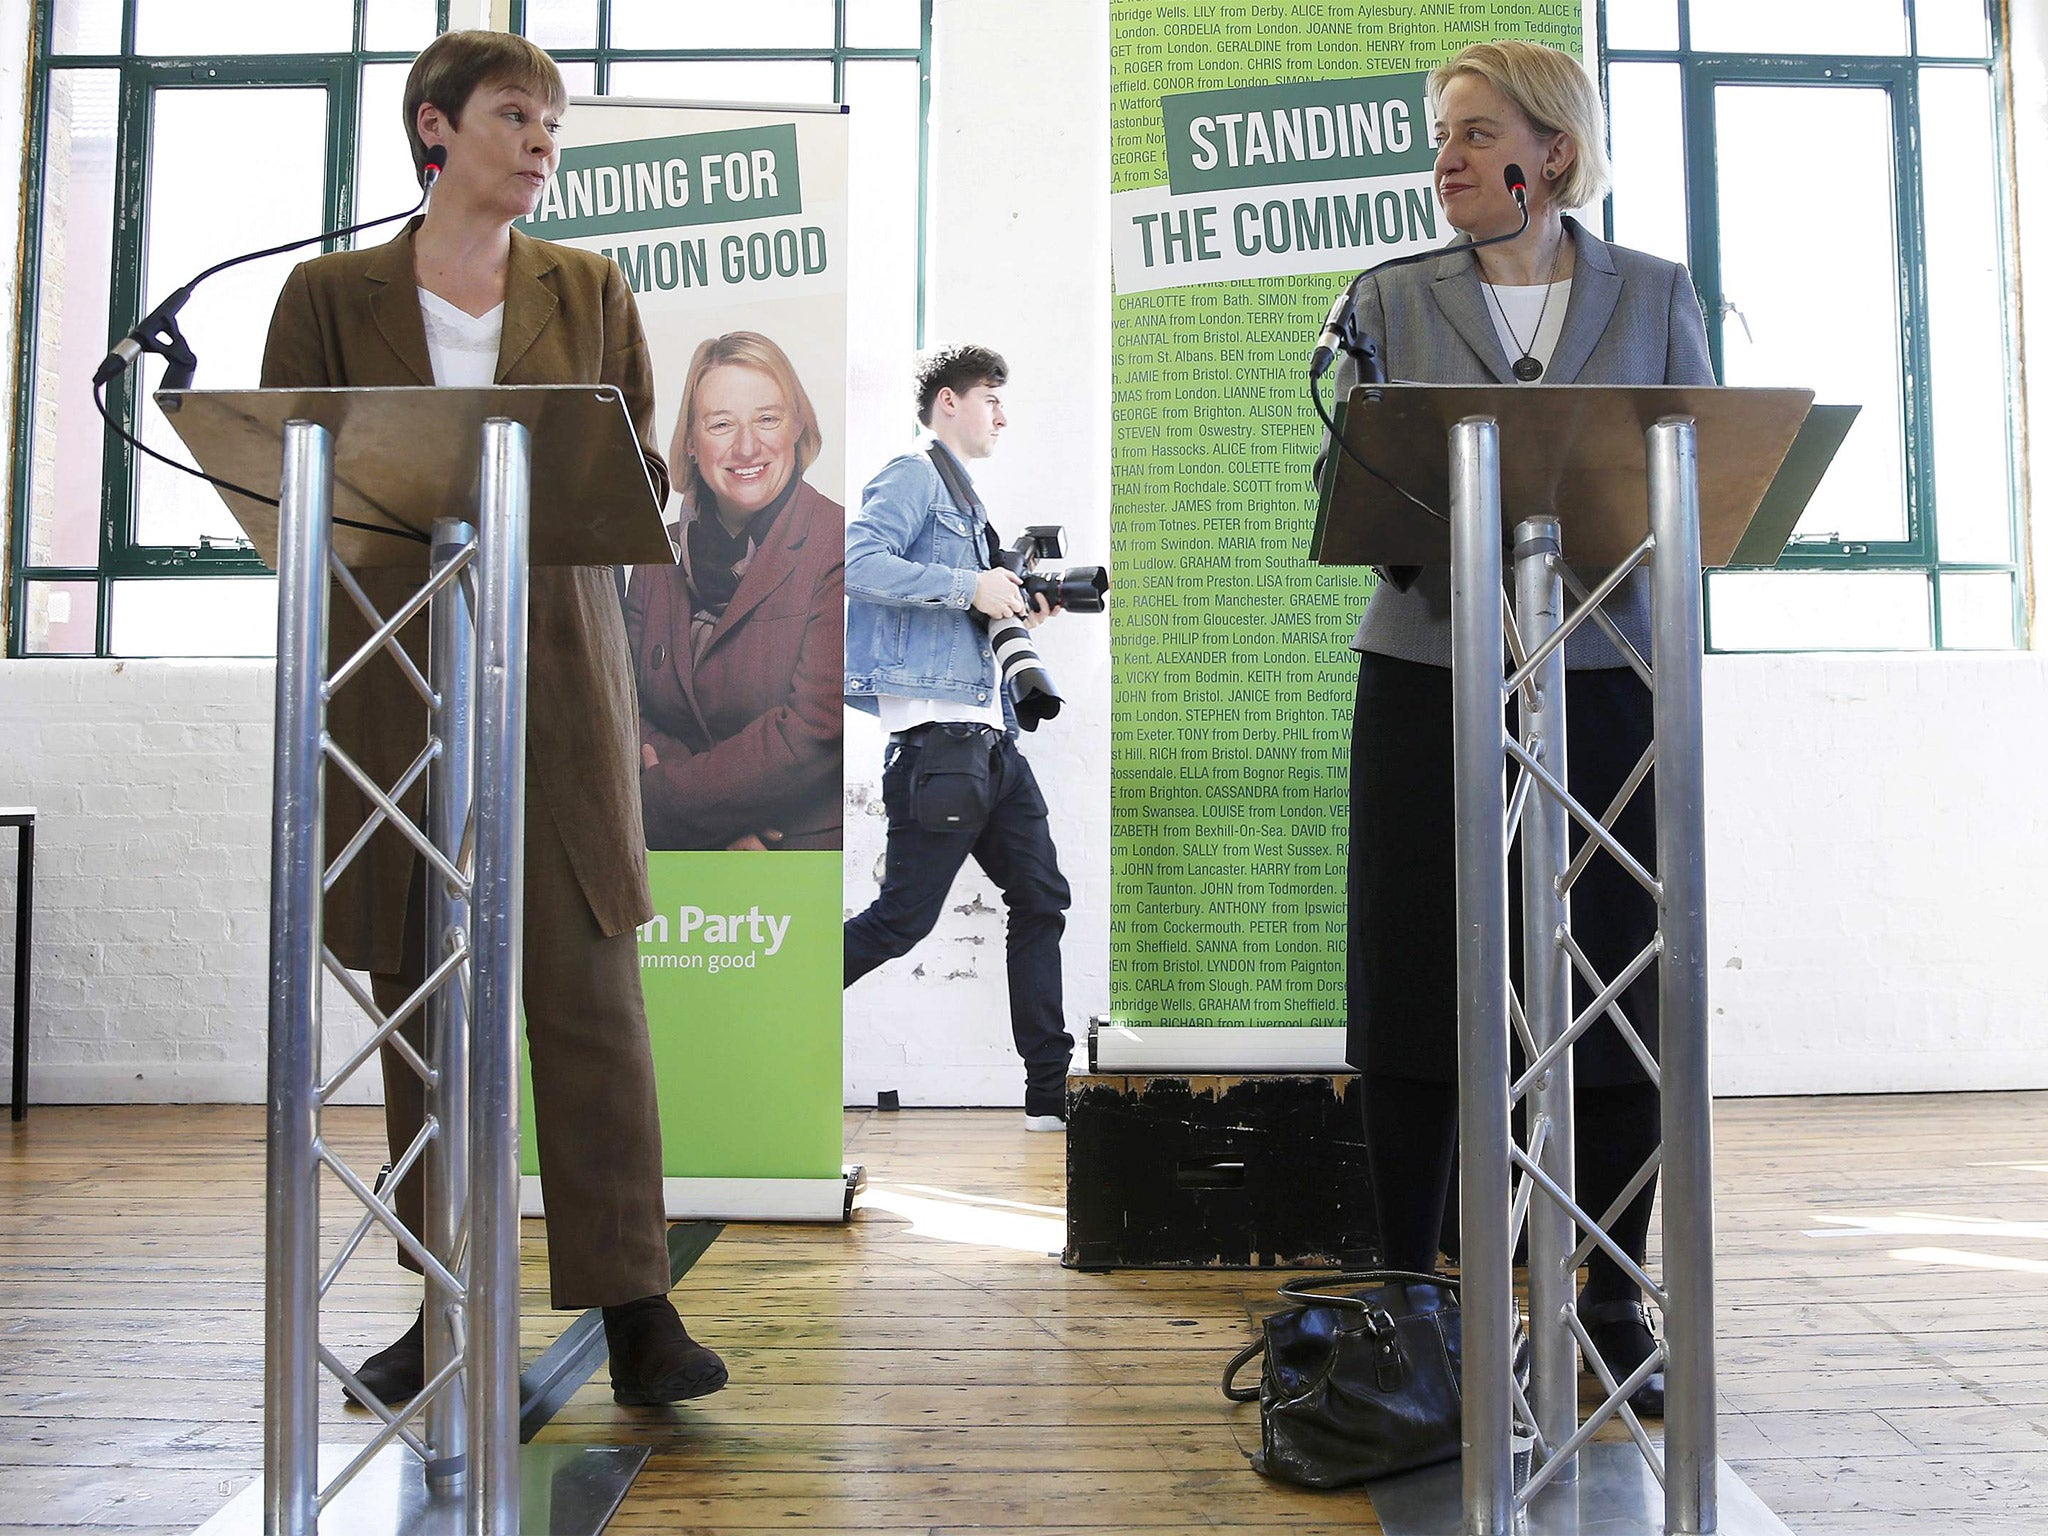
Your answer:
[7,0,451,657]
[1599,0,2025,652]
[7,0,935,658]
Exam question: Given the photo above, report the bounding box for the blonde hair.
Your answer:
[1429,41,1610,212]
[670,332,823,509]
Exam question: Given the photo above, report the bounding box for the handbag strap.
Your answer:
[1221,1337,1265,1403]
[1275,1269,1458,1312]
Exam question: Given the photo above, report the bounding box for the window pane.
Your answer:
[1920,67,2012,564]
[356,63,422,236]
[522,0,597,49]
[50,0,121,54]
[845,59,921,493]
[134,0,351,54]
[1916,0,1992,57]
[1690,0,1907,54]
[1607,63,1688,270]
[1715,84,1907,545]
[1707,570,1930,650]
[608,0,835,50]
[1938,571,2015,649]
[26,70,118,572]
[605,59,836,107]
[363,0,440,54]
[557,60,597,97]
[847,0,923,48]
[109,577,276,657]
[21,580,99,655]
[135,87,329,550]
[1605,0,1678,50]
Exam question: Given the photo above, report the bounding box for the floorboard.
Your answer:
[2,1093,2045,1533]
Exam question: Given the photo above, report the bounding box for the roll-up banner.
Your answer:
[522,99,851,1220]
[1107,5,1582,1067]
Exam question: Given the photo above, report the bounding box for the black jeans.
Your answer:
[844,728,1074,1115]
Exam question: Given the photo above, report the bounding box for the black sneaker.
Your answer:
[344,1308,424,1409]
[1581,1298,1665,1419]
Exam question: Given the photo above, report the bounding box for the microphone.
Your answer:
[1309,163,1533,382]
[93,145,449,390]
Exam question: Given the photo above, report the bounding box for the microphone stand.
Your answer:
[91,153,447,529]
[1307,166,1537,533]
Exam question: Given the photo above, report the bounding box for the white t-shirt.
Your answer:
[416,287,504,387]
[1480,278,1571,380]
[878,691,1006,735]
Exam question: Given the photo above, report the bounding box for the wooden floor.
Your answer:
[2,1095,2046,1534]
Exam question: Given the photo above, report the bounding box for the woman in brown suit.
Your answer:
[626,332,844,852]
[260,31,724,1408]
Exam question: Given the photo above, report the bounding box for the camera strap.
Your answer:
[927,442,1001,570]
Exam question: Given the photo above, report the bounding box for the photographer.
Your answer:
[843,345,1076,1131]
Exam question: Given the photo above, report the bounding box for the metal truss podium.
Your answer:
[1316,384,1835,1536]
[162,385,673,1536]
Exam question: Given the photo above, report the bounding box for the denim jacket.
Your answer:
[843,439,1001,714]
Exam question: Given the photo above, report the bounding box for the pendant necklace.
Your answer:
[1486,233,1566,382]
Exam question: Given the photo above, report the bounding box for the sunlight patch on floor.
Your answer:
[1887,1246,2048,1277]
[856,1183,1067,1254]
[1802,1212,2048,1241]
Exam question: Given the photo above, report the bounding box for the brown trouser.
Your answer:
[370,784,671,1310]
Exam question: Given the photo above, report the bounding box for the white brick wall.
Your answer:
[6,649,2045,1106]
[0,659,378,1103]
[1702,653,2048,1095]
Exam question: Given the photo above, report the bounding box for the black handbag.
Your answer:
[1222,1270,1522,1489]
[905,722,995,831]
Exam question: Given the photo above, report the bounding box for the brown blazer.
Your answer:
[623,480,845,851]
[260,222,668,972]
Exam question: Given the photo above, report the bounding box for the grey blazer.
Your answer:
[1331,215,1715,669]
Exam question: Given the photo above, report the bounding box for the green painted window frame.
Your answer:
[6,0,452,656]
[7,0,935,658]
[1599,0,2024,651]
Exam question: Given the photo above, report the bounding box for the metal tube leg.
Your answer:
[265,420,334,1536]
[1647,416,1717,1535]
[1449,417,1514,1536]
[425,519,476,1493]
[1514,517,1578,1485]
[469,421,532,1536]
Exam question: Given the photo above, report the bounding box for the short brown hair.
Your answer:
[669,332,824,510]
[402,30,568,185]
[1429,41,1610,212]
[915,344,1008,424]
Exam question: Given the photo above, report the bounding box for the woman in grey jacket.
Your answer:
[1337,41,1713,1419]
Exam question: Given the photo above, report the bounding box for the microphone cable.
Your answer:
[1308,163,1537,524]
[91,148,450,541]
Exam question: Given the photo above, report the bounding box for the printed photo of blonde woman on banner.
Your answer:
[520,98,850,1220]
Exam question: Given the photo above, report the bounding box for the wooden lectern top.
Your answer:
[155,384,676,571]
[1312,383,1820,570]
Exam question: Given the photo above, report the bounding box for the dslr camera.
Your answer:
[986,526,1110,731]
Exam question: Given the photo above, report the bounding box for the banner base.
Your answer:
[520,1169,863,1223]
[1089,1022,1350,1074]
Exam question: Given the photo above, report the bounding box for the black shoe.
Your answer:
[344,1308,424,1409]
[603,1296,728,1406]
[1581,1298,1665,1419]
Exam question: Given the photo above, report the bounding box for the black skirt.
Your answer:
[1345,651,1660,1088]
